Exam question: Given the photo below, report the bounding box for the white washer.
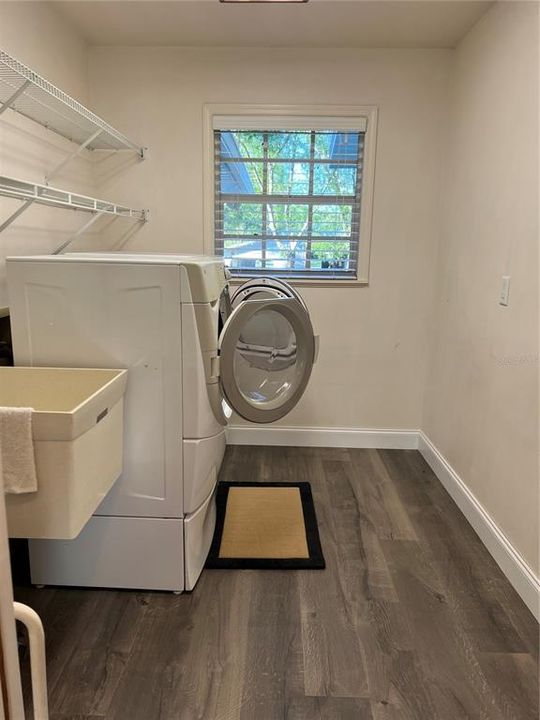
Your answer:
[6,252,317,591]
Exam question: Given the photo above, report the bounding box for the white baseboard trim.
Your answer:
[418,432,540,621]
[226,425,420,449]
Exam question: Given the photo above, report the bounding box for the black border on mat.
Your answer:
[205,481,326,570]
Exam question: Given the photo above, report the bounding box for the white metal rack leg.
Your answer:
[0,488,25,718]
[0,478,49,719]
[13,603,48,720]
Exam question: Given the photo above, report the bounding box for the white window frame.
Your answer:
[203,104,378,286]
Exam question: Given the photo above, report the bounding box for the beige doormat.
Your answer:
[205,482,325,570]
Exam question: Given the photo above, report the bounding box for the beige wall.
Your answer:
[0,1,87,99]
[0,2,94,306]
[88,46,451,430]
[423,2,539,574]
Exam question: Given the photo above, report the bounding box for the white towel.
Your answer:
[0,407,38,494]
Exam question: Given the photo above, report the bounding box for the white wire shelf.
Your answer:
[0,50,144,155]
[0,175,147,222]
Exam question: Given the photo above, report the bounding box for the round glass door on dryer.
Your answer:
[218,277,317,424]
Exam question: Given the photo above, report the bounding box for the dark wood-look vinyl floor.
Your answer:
[14,447,539,720]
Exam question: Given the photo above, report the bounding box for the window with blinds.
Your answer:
[213,127,365,280]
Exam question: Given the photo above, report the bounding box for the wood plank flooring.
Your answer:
[14,447,539,720]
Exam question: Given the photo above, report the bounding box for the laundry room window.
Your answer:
[206,107,377,284]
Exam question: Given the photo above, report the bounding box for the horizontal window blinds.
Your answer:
[214,127,365,280]
[212,115,368,132]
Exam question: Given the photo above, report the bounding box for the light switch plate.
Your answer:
[499,275,510,306]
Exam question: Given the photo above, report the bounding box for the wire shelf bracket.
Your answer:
[0,198,33,234]
[0,50,149,249]
[0,50,145,156]
[45,129,103,185]
[52,211,106,255]
[0,78,30,117]
[0,175,148,235]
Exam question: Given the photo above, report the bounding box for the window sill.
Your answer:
[229,276,369,288]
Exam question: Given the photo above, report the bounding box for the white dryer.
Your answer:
[6,253,317,591]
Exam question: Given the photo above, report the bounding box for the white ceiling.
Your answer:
[52,0,492,49]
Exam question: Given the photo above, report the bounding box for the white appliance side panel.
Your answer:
[29,516,184,592]
[183,432,225,514]
[181,302,223,439]
[7,260,184,518]
[184,488,216,591]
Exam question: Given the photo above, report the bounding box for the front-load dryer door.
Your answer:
[218,296,315,423]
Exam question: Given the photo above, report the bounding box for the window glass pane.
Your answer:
[220,161,263,194]
[268,163,310,195]
[267,132,311,159]
[263,240,308,271]
[224,239,263,270]
[223,202,262,236]
[221,131,264,159]
[312,205,352,237]
[311,241,353,270]
[314,132,359,160]
[215,126,364,278]
[267,204,309,236]
[313,164,356,196]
